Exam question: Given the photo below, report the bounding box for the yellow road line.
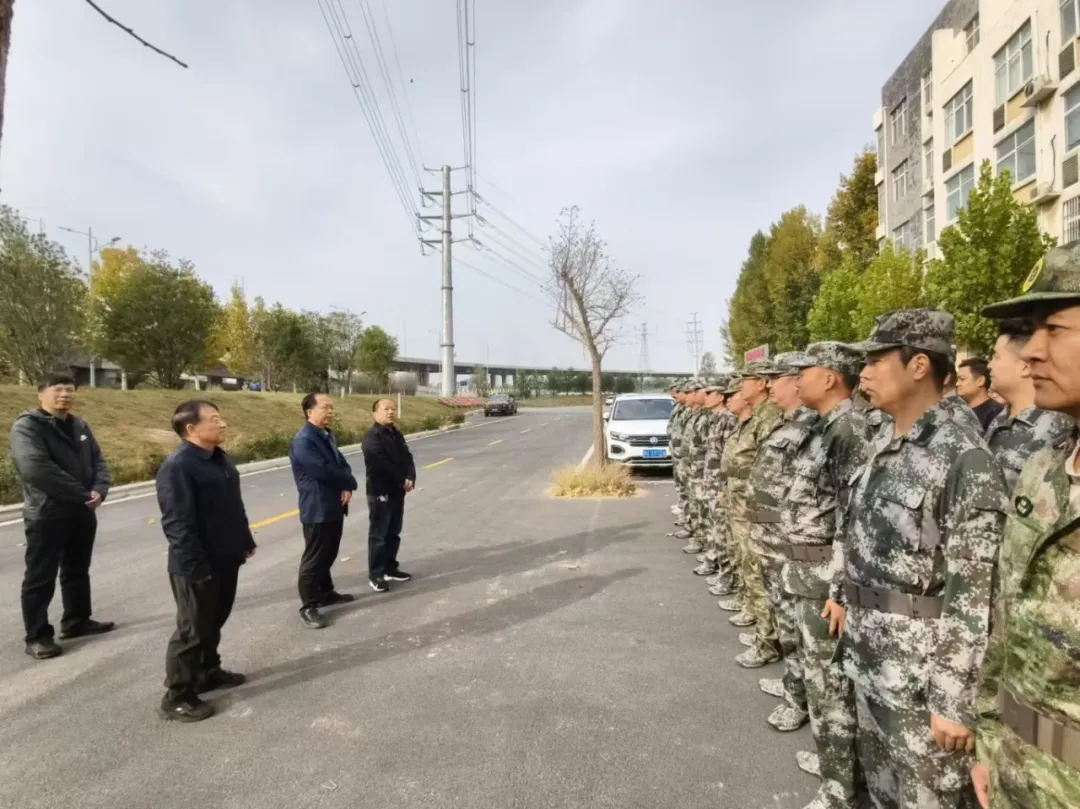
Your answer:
[488,439,503,446]
[250,509,299,530]
[423,457,454,470]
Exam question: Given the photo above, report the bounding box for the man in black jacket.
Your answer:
[361,398,416,592]
[155,400,256,722]
[289,392,358,629]
[9,373,114,660]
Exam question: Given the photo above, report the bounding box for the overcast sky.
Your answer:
[3,0,946,374]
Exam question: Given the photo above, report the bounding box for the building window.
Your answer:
[892,219,914,252]
[924,200,936,244]
[996,119,1037,184]
[1064,196,1080,243]
[924,140,934,182]
[944,82,974,145]
[964,15,980,53]
[1066,84,1080,152]
[946,164,975,221]
[890,98,907,143]
[922,70,933,107]
[892,160,909,201]
[994,21,1033,105]
[1063,0,1078,43]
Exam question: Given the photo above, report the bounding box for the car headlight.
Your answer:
[609,431,630,442]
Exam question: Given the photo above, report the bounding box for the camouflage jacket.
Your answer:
[942,391,985,438]
[668,404,686,456]
[703,410,735,494]
[685,410,714,466]
[721,401,783,512]
[976,435,1080,796]
[748,406,818,542]
[985,406,1074,495]
[841,403,1008,726]
[781,399,872,599]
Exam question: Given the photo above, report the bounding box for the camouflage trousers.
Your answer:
[759,553,802,708]
[746,525,782,655]
[796,596,860,809]
[701,487,736,582]
[983,724,1080,809]
[853,687,975,809]
[673,455,690,516]
[729,513,770,631]
[686,462,707,541]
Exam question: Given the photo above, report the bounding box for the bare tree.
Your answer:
[548,206,639,466]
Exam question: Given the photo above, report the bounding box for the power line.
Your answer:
[685,312,703,374]
[380,0,426,170]
[475,188,547,249]
[455,0,477,235]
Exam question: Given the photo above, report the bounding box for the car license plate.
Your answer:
[642,449,667,459]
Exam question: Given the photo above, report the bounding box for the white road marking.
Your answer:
[577,444,595,468]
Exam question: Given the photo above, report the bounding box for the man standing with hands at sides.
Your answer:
[972,246,1080,809]
[290,393,358,629]
[361,398,416,593]
[10,373,113,660]
[156,400,256,722]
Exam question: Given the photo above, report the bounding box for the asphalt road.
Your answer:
[0,408,816,809]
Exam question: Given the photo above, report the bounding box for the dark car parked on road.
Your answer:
[484,394,517,417]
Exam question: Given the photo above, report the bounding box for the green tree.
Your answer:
[325,309,364,394]
[470,364,491,396]
[807,255,862,343]
[0,206,87,380]
[816,148,879,274]
[853,243,928,338]
[763,207,822,352]
[699,351,717,376]
[206,283,256,376]
[724,231,774,363]
[926,160,1055,354]
[98,251,219,388]
[354,325,398,392]
[614,374,637,393]
[252,302,318,391]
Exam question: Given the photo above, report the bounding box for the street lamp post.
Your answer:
[59,226,121,388]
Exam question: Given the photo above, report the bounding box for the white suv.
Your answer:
[604,393,675,468]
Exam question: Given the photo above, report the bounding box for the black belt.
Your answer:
[750,507,781,524]
[1000,688,1080,769]
[844,581,943,619]
[777,543,832,563]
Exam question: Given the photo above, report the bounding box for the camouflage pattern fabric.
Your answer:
[782,398,872,809]
[976,434,1080,809]
[669,403,691,518]
[701,410,737,580]
[981,240,1080,318]
[842,402,1008,808]
[684,410,713,547]
[941,391,985,438]
[984,406,1074,495]
[851,308,956,357]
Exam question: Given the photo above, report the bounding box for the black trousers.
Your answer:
[367,495,404,579]
[21,511,98,642]
[163,565,239,701]
[298,519,344,609]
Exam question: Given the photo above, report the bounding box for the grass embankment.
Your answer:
[522,396,594,408]
[550,462,638,498]
[0,387,461,505]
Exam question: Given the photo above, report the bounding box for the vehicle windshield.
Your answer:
[489,396,508,403]
[611,398,674,421]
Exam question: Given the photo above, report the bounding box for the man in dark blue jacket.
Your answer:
[155,400,256,722]
[289,393,358,629]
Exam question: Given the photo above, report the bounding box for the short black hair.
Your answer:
[171,399,218,438]
[372,397,393,412]
[960,357,991,389]
[998,318,1034,349]
[38,372,76,392]
[840,371,860,393]
[301,392,322,416]
[897,346,951,392]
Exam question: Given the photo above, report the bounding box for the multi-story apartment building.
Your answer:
[875,0,1080,257]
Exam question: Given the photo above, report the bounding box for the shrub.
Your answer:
[419,415,444,431]
[449,413,465,425]
[550,463,638,498]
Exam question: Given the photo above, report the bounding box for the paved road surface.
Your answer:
[0,409,815,809]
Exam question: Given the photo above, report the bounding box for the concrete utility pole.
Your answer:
[685,313,703,376]
[638,322,650,388]
[59,225,120,388]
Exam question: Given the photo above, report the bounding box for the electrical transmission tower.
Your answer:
[685,313,703,376]
[638,322,650,386]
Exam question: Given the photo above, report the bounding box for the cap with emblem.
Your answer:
[742,359,778,379]
[787,342,865,377]
[849,308,954,357]
[982,242,1080,318]
[771,351,809,377]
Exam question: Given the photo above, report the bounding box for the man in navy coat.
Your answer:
[289,393,358,629]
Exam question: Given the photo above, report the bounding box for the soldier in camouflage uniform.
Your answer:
[681,382,712,555]
[673,382,700,541]
[667,382,689,529]
[694,379,737,586]
[743,354,818,675]
[691,385,723,575]
[778,342,872,809]
[983,319,1074,495]
[834,309,1008,809]
[718,362,783,633]
[972,245,1080,809]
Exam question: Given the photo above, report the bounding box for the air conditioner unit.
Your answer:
[1029,183,1060,205]
[1021,75,1057,107]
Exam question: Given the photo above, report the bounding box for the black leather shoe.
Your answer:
[369,577,390,593]
[319,592,355,606]
[300,608,327,629]
[25,639,62,659]
[384,570,412,582]
[159,696,214,722]
[199,668,246,691]
[59,619,116,639]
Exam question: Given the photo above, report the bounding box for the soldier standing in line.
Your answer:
[833,309,1007,809]
[743,354,819,680]
[681,382,711,556]
[667,382,689,531]
[983,318,1074,495]
[706,381,747,598]
[777,342,871,809]
[674,382,700,541]
[718,362,783,638]
[693,380,733,581]
[971,247,1080,809]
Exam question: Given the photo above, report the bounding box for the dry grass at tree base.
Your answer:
[0,387,463,505]
[550,462,638,498]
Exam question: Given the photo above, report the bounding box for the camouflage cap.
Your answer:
[850,308,954,357]
[982,243,1080,318]
[685,379,706,392]
[702,374,731,395]
[771,351,809,377]
[787,341,865,377]
[742,359,777,379]
[722,375,743,395]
